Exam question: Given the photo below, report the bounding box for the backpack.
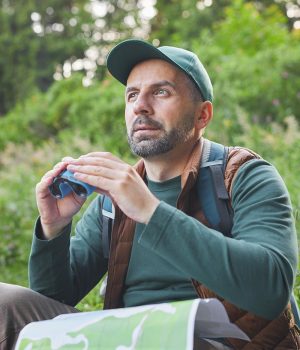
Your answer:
[100,139,300,326]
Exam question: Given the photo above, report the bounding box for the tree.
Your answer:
[149,0,230,47]
[0,0,89,115]
[0,0,144,116]
[189,0,300,129]
[149,0,300,47]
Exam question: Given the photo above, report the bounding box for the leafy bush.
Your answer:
[190,0,300,135]
[0,74,130,156]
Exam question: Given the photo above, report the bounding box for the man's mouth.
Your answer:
[131,116,164,138]
[133,125,160,132]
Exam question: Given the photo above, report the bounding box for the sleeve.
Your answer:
[138,159,298,319]
[29,195,108,306]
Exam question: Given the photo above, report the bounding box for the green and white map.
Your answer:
[15,298,249,350]
[15,299,198,350]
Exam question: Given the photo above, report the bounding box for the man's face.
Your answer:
[125,59,200,158]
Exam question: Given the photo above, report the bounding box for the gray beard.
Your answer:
[127,115,194,158]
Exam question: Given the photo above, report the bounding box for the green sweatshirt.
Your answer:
[29,159,298,319]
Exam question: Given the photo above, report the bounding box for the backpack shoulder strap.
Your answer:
[198,139,233,237]
[101,195,115,259]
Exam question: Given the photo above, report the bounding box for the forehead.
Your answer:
[126,59,187,86]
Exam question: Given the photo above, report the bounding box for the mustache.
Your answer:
[132,115,164,131]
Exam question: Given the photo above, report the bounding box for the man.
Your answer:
[1,39,299,349]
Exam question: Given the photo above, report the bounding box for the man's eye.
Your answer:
[127,92,138,101]
[155,88,168,96]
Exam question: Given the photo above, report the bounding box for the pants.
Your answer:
[0,282,78,350]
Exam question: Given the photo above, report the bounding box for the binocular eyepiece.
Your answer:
[49,170,95,199]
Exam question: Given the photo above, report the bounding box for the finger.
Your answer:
[79,152,124,164]
[67,164,120,180]
[72,172,113,193]
[79,151,111,158]
[53,161,68,170]
[41,163,65,181]
[67,159,133,182]
[66,156,126,171]
[37,163,67,191]
[37,173,56,192]
[71,164,140,194]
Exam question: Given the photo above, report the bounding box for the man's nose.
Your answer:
[133,93,153,115]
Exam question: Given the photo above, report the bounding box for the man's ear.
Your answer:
[195,101,213,130]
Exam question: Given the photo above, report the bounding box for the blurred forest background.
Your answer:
[0,0,299,311]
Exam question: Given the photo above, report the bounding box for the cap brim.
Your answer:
[106,39,173,85]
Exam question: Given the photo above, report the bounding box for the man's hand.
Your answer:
[36,161,86,239]
[65,152,160,224]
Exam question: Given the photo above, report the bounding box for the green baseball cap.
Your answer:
[106,39,213,102]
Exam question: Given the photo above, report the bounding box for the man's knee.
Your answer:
[0,283,40,319]
[0,282,77,349]
[0,282,77,320]
[0,282,33,306]
[0,283,38,349]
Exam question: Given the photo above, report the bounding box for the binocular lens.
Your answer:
[49,179,64,198]
[70,182,87,197]
[49,178,87,198]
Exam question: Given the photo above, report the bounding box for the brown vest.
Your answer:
[104,138,300,349]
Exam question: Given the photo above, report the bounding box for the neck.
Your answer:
[143,138,201,182]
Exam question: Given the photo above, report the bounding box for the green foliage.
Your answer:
[207,44,300,129]
[0,0,91,115]
[0,0,144,115]
[150,0,300,47]
[189,0,300,131]
[211,0,289,55]
[0,73,132,157]
[45,74,129,155]
[150,0,230,47]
